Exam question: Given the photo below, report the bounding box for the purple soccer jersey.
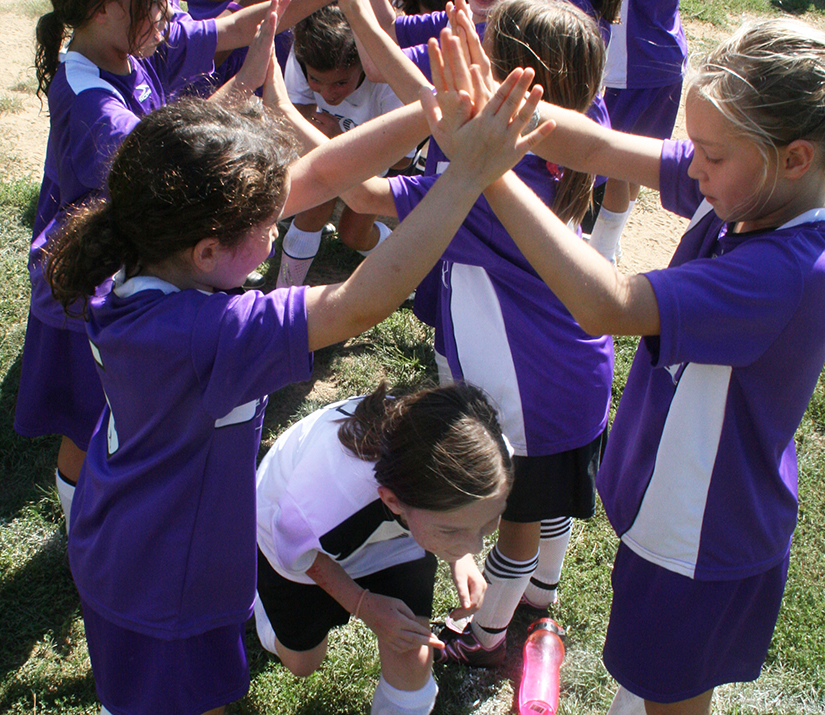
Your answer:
[597,139,825,581]
[391,155,614,457]
[604,0,686,89]
[69,278,312,639]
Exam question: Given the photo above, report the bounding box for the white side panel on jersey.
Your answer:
[215,399,259,428]
[603,0,629,88]
[622,362,732,578]
[62,51,127,104]
[448,263,527,454]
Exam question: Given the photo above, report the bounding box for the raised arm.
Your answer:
[214,0,330,51]
[448,6,665,190]
[283,101,430,218]
[304,57,554,351]
[339,0,432,104]
[484,171,661,336]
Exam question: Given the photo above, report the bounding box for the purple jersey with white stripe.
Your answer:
[604,0,686,89]
[28,15,218,330]
[598,139,825,581]
[69,278,312,638]
[391,156,613,456]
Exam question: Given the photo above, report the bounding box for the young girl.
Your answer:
[44,31,549,713]
[254,382,513,715]
[439,16,825,715]
[344,0,613,667]
[276,2,410,288]
[16,0,281,534]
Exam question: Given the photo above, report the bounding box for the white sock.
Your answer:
[277,224,323,288]
[606,685,647,715]
[588,201,635,265]
[357,221,393,257]
[470,545,538,648]
[522,517,572,608]
[56,469,75,536]
[253,593,278,654]
[434,349,453,387]
[371,675,438,715]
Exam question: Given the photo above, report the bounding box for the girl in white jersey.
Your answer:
[434,17,825,715]
[254,382,512,715]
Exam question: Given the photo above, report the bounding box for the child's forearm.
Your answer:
[283,102,429,217]
[306,552,366,616]
[530,102,665,190]
[483,171,661,336]
[340,177,397,216]
[339,0,431,104]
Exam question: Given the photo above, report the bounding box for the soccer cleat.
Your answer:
[433,622,506,668]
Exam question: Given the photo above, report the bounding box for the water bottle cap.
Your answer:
[527,618,565,638]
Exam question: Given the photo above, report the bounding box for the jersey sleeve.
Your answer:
[69,91,141,195]
[658,139,705,220]
[191,287,312,419]
[645,238,804,368]
[152,13,219,95]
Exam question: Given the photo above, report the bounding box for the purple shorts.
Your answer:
[81,601,249,715]
[14,313,105,451]
[604,82,682,140]
[603,542,789,703]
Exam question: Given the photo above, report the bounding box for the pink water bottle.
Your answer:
[518,618,565,715]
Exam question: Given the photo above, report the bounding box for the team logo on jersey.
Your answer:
[215,397,263,428]
[136,83,152,102]
[339,116,357,132]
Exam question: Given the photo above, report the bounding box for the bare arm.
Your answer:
[483,171,661,336]
[340,177,397,216]
[339,0,432,104]
[214,0,330,51]
[306,553,442,652]
[305,59,554,351]
[283,102,430,218]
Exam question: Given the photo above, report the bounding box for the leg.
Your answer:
[373,621,438,715]
[522,517,573,608]
[588,178,635,265]
[56,435,85,535]
[273,634,329,678]
[337,207,382,254]
[277,200,336,288]
[645,690,713,715]
[467,520,540,647]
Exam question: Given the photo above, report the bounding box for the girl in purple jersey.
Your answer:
[44,28,549,713]
[436,17,825,715]
[343,0,612,669]
[17,0,295,537]
[255,382,513,715]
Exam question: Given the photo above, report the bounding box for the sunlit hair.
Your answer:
[485,0,605,224]
[690,18,825,194]
[293,2,360,73]
[47,98,297,316]
[338,382,513,511]
[35,0,168,97]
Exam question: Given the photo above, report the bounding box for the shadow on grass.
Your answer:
[771,0,825,12]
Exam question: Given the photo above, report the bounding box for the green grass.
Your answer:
[3,2,825,712]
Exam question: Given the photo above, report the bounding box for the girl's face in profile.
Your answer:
[380,485,509,563]
[685,90,780,232]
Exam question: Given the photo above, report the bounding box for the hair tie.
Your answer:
[354,589,369,620]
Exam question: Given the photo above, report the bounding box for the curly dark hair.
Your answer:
[47,98,297,316]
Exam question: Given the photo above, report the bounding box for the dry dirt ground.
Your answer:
[0,3,728,274]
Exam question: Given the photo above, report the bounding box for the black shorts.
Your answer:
[256,548,438,652]
[502,428,606,522]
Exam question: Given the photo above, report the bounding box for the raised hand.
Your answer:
[233,0,288,97]
[449,554,486,620]
[421,36,555,188]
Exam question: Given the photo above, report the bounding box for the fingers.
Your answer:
[439,30,472,99]
[427,37,446,95]
[273,0,292,29]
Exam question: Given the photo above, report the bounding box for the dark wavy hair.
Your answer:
[486,0,605,225]
[35,0,168,98]
[338,382,513,511]
[47,98,297,316]
[293,2,360,72]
